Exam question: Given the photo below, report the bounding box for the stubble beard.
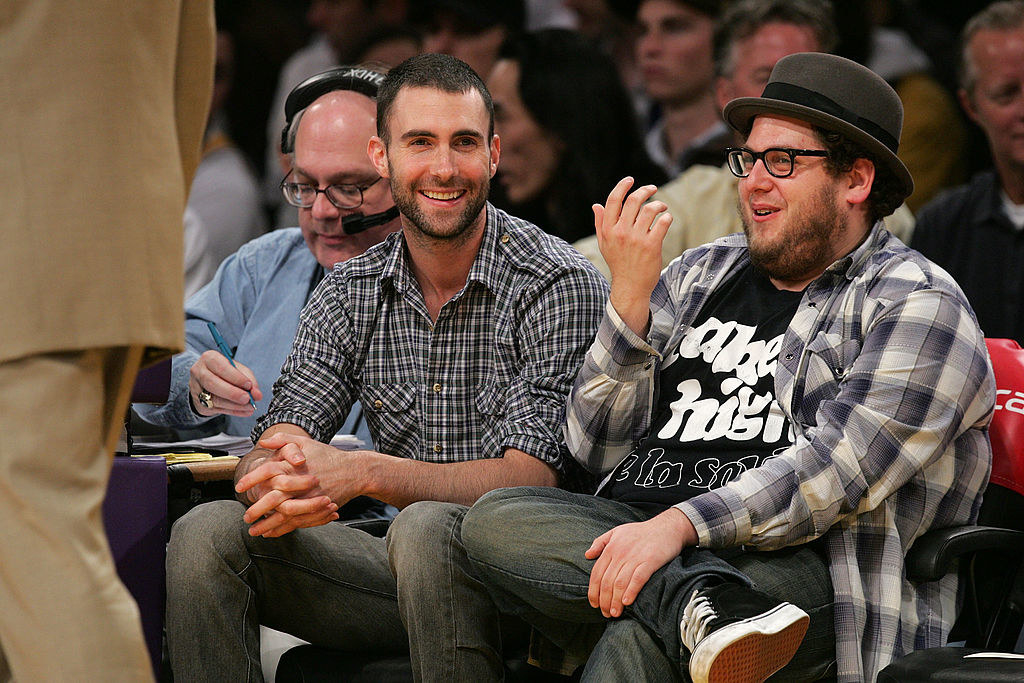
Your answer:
[740,184,845,284]
[389,160,489,249]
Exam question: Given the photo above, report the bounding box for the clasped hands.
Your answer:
[235,433,355,538]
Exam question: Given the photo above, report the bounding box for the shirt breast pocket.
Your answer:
[804,334,861,396]
[361,383,416,439]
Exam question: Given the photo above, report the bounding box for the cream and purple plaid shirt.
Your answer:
[566,224,994,681]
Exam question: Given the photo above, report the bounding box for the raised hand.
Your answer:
[593,177,673,337]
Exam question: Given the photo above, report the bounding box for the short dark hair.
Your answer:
[713,0,837,80]
[376,53,494,144]
[813,126,903,224]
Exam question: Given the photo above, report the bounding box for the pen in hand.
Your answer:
[207,321,258,411]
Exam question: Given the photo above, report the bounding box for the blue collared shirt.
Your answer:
[136,228,370,445]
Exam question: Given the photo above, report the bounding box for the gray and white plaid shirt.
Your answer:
[257,203,608,473]
[566,223,994,681]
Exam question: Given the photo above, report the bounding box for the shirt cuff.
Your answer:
[675,485,752,549]
[502,432,562,469]
[253,410,325,443]
[593,300,660,378]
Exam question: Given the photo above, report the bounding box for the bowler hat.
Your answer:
[723,52,914,199]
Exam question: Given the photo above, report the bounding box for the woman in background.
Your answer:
[488,29,666,244]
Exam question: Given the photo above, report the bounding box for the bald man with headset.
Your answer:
[136,67,400,461]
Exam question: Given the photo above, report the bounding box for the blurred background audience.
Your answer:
[635,0,728,176]
[415,0,527,80]
[834,0,968,211]
[189,27,267,277]
[487,29,665,244]
[197,0,995,261]
[911,0,1024,344]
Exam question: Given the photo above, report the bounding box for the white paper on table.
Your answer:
[135,431,365,458]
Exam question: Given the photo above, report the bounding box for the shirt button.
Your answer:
[373,399,383,410]
[808,301,817,308]
[433,383,442,393]
[643,360,653,370]
[785,353,794,361]
[433,444,443,453]
[500,234,510,244]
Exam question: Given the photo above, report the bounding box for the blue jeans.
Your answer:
[458,487,835,681]
[165,500,408,682]
[386,501,512,681]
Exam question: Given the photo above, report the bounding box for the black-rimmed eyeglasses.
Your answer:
[725,147,830,179]
[280,174,384,209]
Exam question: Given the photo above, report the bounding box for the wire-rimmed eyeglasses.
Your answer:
[725,147,830,179]
[280,174,384,209]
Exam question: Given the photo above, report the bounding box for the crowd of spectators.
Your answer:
[185,0,1018,347]
[209,1,986,249]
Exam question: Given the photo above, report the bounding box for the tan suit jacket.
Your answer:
[0,0,215,363]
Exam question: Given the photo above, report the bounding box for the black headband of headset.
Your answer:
[280,66,385,154]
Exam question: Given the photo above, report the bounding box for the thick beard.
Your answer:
[741,184,845,283]
[389,160,489,248]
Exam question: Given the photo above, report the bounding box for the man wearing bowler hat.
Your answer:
[405,52,994,682]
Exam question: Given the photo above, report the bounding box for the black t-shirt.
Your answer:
[605,264,803,512]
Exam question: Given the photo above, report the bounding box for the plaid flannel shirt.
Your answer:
[256,203,608,472]
[566,223,994,681]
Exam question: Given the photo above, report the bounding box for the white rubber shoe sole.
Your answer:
[688,602,809,683]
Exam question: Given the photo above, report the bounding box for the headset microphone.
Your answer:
[281,67,397,235]
[341,206,400,234]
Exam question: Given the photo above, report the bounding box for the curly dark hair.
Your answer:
[813,126,904,223]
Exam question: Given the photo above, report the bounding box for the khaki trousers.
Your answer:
[0,347,152,682]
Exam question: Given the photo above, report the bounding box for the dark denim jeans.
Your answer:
[458,487,835,682]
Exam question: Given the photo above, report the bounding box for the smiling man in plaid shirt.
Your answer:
[454,52,995,683]
[164,53,608,681]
